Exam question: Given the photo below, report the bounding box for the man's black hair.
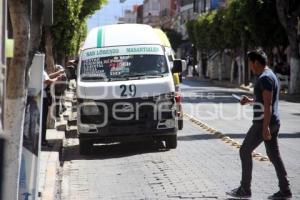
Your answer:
[247,49,268,66]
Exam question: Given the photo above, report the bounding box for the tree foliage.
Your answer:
[276,0,300,94]
[163,28,183,51]
[79,0,107,20]
[185,20,196,45]
[51,0,107,59]
[186,0,288,53]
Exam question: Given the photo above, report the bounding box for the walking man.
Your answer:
[229,49,292,199]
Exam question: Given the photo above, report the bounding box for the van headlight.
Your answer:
[80,100,101,115]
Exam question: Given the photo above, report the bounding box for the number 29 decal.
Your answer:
[120,84,137,97]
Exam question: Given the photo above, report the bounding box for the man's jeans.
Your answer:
[240,123,290,191]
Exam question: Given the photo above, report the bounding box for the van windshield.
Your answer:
[80,45,169,81]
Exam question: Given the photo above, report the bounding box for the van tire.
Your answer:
[165,135,177,149]
[79,139,92,155]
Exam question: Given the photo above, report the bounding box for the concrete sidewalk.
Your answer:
[38,90,74,200]
[38,128,63,200]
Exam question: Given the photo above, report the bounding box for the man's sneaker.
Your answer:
[227,186,252,198]
[268,190,292,199]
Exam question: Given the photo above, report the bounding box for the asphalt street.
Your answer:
[60,79,300,199]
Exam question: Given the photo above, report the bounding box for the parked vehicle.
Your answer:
[154,28,184,130]
[77,24,184,154]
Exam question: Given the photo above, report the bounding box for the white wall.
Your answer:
[143,0,160,17]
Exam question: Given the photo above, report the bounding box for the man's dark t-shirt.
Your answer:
[253,68,280,125]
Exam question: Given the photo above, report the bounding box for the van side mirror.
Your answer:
[172,59,185,73]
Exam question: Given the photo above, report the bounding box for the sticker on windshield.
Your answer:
[80,58,107,80]
[126,46,160,53]
[82,45,164,60]
[80,53,168,81]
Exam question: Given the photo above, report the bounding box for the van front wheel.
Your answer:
[79,139,92,155]
[165,135,177,149]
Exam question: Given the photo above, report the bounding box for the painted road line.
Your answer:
[183,113,269,162]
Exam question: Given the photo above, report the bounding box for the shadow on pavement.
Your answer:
[181,79,250,104]
[277,132,300,138]
[178,132,300,141]
[56,124,66,131]
[182,90,249,104]
[183,77,300,104]
[178,134,217,141]
[226,132,300,139]
[181,78,215,88]
[63,141,167,161]
[65,129,77,139]
[41,139,63,164]
[280,94,300,103]
[41,139,62,152]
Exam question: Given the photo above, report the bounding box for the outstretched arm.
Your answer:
[49,69,64,79]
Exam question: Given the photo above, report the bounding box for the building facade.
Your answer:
[143,0,160,27]
[159,0,178,29]
[118,6,138,24]
[171,0,194,40]
[194,0,226,13]
[136,5,144,24]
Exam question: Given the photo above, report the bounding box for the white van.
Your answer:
[77,24,183,154]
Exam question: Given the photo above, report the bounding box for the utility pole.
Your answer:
[3,0,29,199]
[0,0,6,199]
[0,137,4,200]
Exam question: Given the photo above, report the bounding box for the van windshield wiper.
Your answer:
[122,73,147,78]
[81,76,108,81]
[111,73,147,80]
[145,73,166,78]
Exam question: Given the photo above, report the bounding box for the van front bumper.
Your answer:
[78,122,177,143]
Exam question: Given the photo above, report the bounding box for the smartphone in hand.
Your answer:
[232,94,242,102]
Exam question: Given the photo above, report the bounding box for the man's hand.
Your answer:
[240,95,253,105]
[56,75,62,81]
[49,69,65,79]
[58,68,65,74]
[263,127,272,141]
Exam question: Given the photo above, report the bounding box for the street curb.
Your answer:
[38,126,65,200]
[38,90,76,200]
[39,149,59,200]
[183,113,270,162]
